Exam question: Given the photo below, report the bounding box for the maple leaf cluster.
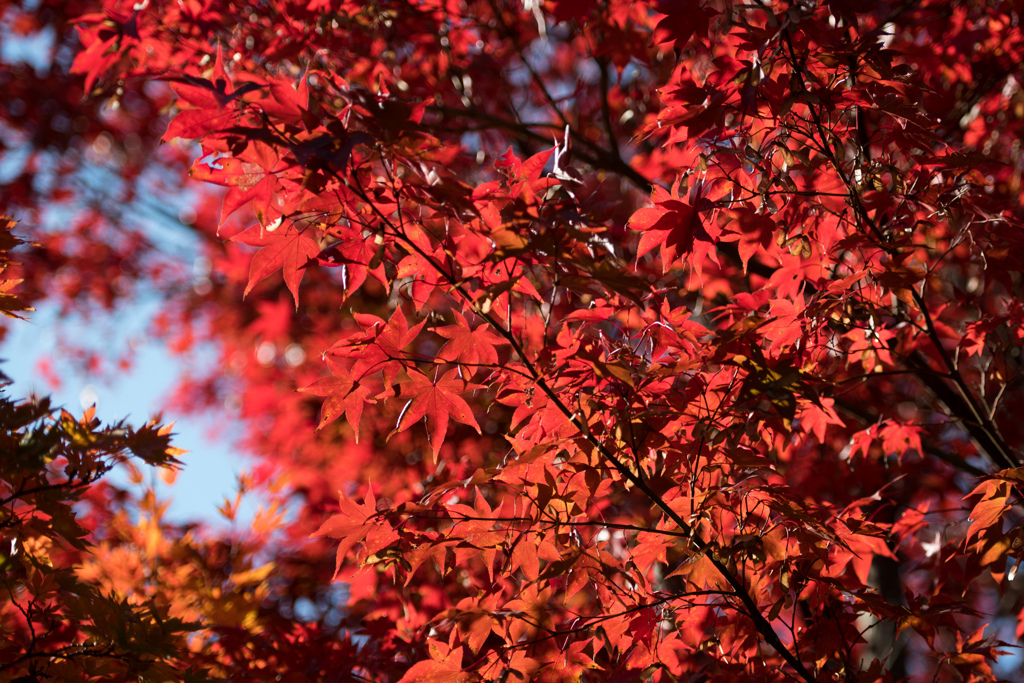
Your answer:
[5,0,1024,681]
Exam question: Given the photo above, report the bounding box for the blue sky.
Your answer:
[0,15,255,524]
[2,300,255,526]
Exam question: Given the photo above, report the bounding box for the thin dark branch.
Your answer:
[339,165,817,683]
[769,2,1019,472]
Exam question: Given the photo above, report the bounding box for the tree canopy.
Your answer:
[3,0,1024,681]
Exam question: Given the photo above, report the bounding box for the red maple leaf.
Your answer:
[310,488,397,580]
[628,185,719,271]
[434,311,508,372]
[392,369,481,460]
[330,308,426,394]
[314,233,389,300]
[190,141,285,226]
[397,643,471,683]
[299,360,372,439]
[161,48,259,141]
[231,222,320,306]
[653,0,711,48]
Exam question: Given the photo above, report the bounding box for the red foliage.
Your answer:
[5,0,1024,681]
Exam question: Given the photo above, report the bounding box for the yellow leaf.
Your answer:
[230,562,275,586]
